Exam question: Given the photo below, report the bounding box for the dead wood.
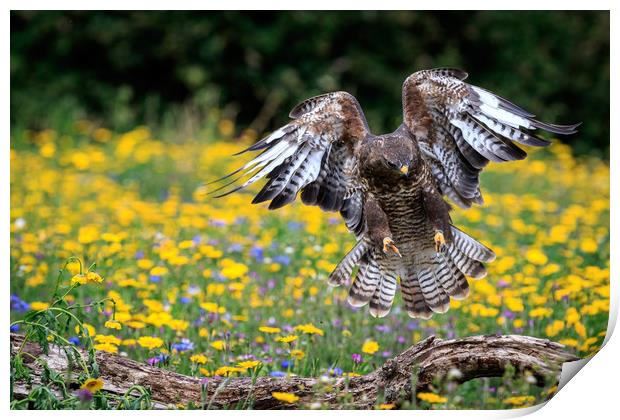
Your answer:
[10,333,578,409]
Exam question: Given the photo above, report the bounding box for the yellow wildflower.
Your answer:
[29,301,50,311]
[138,336,164,350]
[104,320,122,330]
[290,349,305,360]
[276,335,298,343]
[362,340,379,355]
[78,226,99,244]
[271,392,299,404]
[294,323,324,336]
[95,334,121,345]
[190,354,209,364]
[237,360,261,369]
[210,340,226,351]
[76,323,96,337]
[259,326,281,334]
[525,248,548,265]
[417,392,447,404]
[502,396,535,406]
[94,343,119,353]
[80,378,104,393]
[214,366,244,376]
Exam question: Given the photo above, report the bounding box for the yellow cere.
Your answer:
[10,123,609,409]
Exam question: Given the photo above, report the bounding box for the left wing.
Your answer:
[402,68,579,208]
[210,91,370,237]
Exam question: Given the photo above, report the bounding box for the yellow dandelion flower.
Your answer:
[126,321,146,329]
[104,320,122,330]
[85,271,103,284]
[94,343,118,353]
[138,336,164,350]
[378,403,395,410]
[271,392,299,404]
[502,395,535,406]
[525,248,548,265]
[80,378,104,393]
[210,340,226,351]
[30,301,50,311]
[220,261,248,279]
[71,274,87,285]
[259,326,281,334]
[529,307,553,318]
[76,323,96,337]
[362,340,379,355]
[417,392,447,404]
[214,366,243,376]
[276,335,298,343]
[294,323,324,336]
[94,334,121,345]
[580,238,597,253]
[190,354,209,364]
[237,360,261,369]
[78,226,99,244]
[574,321,587,338]
[290,349,305,360]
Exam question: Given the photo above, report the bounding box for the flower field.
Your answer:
[10,120,610,409]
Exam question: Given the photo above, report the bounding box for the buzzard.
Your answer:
[212,68,578,318]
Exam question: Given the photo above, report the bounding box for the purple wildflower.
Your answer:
[76,388,93,403]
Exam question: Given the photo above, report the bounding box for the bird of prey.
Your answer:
[211,68,578,319]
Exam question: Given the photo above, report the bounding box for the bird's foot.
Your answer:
[434,230,447,253]
[383,237,402,258]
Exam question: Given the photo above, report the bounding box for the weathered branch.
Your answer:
[10,333,578,409]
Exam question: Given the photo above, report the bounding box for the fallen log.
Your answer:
[10,333,578,409]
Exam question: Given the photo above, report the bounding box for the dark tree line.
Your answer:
[11,11,609,155]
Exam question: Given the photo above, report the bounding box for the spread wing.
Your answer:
[211,91,370,237]
[402,68,580,208]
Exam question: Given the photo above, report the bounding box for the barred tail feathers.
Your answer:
[331,226,495,318]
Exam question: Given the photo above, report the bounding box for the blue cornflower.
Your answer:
[270,371,287,377]
[329,367,343,376]
[10,295,30,313]
[250,246,264,262]
[228,243,243,253]
[273,255,291,266]
[172,340,194,353]
[281,360,293,369]
[287,221,303,230]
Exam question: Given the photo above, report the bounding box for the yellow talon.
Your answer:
[434,231,446,253]
[383,237,402,258]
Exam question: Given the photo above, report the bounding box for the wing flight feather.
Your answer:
[402,68,579,208]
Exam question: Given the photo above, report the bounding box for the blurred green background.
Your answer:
[11,10,609,155]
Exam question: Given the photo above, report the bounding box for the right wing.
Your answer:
[211,91,370,237]
[402,68,580,208]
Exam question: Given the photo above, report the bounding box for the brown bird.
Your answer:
[212,68,578,318]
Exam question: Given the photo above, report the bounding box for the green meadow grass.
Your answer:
[10,120,609,409]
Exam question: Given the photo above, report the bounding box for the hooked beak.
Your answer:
[399,165,409,176]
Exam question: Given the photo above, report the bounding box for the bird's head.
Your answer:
[361,135,420,182]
